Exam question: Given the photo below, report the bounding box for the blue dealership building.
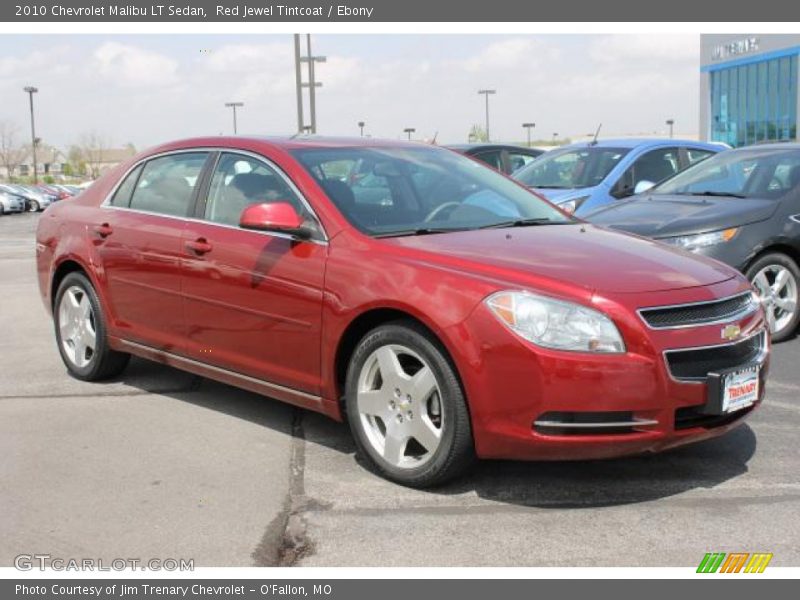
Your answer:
[700,34,799,147]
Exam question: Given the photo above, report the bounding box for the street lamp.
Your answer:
[477,89,496,142]
[666,119,675,138]
[403,128,416,140]
[522,122,536,147]
[224,102,244,134]
[23,86,38,184]
[552,132,559,144]
[358,121,365,137]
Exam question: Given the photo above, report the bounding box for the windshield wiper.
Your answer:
[478,217,564,230]
[372,227,469,238]
[687,190,748,199]
[530,185,570,189]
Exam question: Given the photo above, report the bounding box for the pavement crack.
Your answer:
[252,408,316,567]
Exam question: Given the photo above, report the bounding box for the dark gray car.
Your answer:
[588,143,800,342]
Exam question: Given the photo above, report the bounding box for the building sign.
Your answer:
[712,37,760,61]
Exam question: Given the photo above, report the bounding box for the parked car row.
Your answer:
[455,138,799,344]
[0,183,83,214]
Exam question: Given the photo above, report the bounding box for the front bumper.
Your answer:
[449,280,769,461]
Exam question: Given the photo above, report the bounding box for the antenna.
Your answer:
[590,123,602,145]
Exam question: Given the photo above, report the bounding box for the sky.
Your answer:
[0,34,701,151]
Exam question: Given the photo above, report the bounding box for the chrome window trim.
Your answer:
[637,291,756,330]
[100,146,329,244]
[790,214,800,224]
[662,328,768,385]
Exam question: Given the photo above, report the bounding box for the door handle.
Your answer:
[93,223,113,238]
[185,238,213,255]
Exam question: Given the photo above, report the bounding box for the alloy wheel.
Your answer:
[58,285,97,368]
[752,264,799,334]
[356,344,444,469]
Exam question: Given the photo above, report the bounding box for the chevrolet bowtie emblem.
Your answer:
[721,324,742,341]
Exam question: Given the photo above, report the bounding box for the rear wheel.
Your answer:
[345,321,474,487]
[746,253,800,342]
[54,272,130,380]
[28,200,39,212]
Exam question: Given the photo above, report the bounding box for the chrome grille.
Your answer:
[639,292,755,329]
[665,331,766,382]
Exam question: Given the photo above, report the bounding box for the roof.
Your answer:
[445,143,541,152]
[557,138,723,150]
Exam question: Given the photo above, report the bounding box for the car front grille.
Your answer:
[639,292,755,329]
[664,331,766,382]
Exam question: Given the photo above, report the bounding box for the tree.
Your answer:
[467,124,488,143]
[66,145,88,177]
[76,131,112,179]
[0,121,27,182]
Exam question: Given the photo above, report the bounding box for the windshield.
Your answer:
[654,148,800,199]
[291,146,573,237]
[512,146,630,189]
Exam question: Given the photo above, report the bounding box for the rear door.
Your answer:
[96,151,211,351]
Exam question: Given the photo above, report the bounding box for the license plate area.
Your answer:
[705,364,761,415]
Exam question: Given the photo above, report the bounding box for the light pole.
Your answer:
[552,132,559,145]
[522,122,536,147]
[477,89,496,142]
[225,102,244,134]
[23,86,38,184]
[358,121,365,137]
[666,119,675,138]
[403,128,416,141]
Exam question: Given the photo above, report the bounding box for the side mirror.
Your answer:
[634,180,655,195]
[239,202,311,239]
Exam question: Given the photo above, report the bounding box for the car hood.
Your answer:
[531,186,597,204]
[588,193,779,238]
[384,224,736,294]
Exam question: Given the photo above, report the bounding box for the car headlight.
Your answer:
[660,227,739,252]
[559,196,590,215]
[485,291,625,353]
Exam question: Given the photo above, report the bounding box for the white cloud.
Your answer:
[91,42,179,88]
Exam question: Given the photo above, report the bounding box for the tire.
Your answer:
[345,320,474,487]
[746,252,800,343]
[29,200,39,212]
[54,272,130,380]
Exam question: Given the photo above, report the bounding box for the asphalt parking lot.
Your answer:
[1,211,799,567]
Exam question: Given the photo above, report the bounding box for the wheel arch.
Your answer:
[332,306,467,411]
[51,258,91,310]
[743,242,800,274]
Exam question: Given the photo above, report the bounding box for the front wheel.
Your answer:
[746,253,800,342]
[345,321,474,487]
[28,200,40,212]
[54,272,130,380]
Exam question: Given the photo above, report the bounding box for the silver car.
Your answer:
[0,190,25,214]
[0,184,52,212]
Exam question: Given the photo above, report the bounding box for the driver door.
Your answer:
[180,152,328,395]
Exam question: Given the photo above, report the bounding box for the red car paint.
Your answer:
[36,137,769,460]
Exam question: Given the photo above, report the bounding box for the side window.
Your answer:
[686,148,716,165]
[129,153,208,217]
[614,148,680,198]
[204,153,307,226]
[110,164,143,207]
[507,151,537,174]
[473,150,503,171]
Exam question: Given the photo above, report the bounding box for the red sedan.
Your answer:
[36,137,769,486]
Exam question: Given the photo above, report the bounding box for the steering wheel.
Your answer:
[423,202,461,223]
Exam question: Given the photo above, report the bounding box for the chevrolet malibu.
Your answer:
[36,137,769,487]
